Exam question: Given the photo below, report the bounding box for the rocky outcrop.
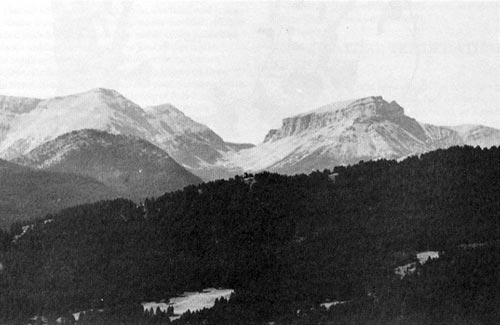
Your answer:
[264,97,408,142]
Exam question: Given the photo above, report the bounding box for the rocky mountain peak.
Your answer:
[304,96,405,121]
[87,87,123,97]
[346,96,404,118]
[264,96,405,142]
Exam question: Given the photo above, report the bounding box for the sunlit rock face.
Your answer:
[220,96,500,175]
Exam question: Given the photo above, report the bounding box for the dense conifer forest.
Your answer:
[0,146,498,324]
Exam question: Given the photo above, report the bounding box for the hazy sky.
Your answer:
[0,1,499,143]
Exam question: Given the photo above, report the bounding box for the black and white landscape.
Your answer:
[2,89,499,184]
[0,2,500,325]
[1,88,499,325]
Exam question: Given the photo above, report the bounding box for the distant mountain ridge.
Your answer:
[15,129,202,200]
[0,88,152,159]
[219,96,500,175]
[0,88,252,180]
[449,124,500,148]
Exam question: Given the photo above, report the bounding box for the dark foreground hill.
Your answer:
[0,146,498,324]
[0,158,119,229]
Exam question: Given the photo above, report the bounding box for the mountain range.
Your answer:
[0,88,252,180]
[2,90,499,181]
[1,89,500,227]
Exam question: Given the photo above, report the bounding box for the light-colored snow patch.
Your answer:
[142,301,169,314]
[142,288,233,317]
[320,300,348,310]
[169,288,233,314]
[394,251,440,278]
[416,251,439,264]
[73,311,81,321]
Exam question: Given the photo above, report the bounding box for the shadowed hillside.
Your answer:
[0,158,119,229]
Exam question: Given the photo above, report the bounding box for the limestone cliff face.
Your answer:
[264,97,409,142]
[223,96,500,176]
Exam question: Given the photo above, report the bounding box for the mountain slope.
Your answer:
[220,96,500,175]
[15,129,202,200]
[0,88,252,180]
[145,104,253,180]
[0,88,156,160]
[0,158,119,229]
[0,95,42,147]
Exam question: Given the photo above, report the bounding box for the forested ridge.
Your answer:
[0,158,120,229]
[0,146,498,324]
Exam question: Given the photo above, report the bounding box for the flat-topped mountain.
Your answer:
[219,96,500,175]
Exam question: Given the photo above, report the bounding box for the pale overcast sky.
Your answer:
[0,1,499,143]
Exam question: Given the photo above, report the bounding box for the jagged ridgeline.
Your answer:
[0,146,499,324]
